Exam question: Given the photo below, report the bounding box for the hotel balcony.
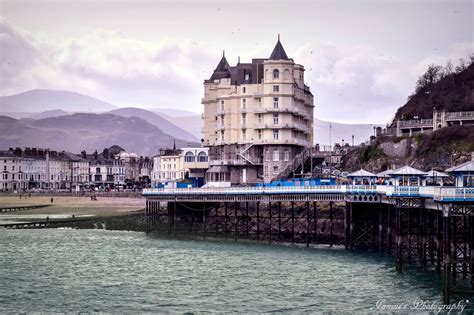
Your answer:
[253,91,263,98]
[216,108,228,115]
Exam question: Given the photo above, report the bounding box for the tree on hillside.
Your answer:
[416,64,443,92]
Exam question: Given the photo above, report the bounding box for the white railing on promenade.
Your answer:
[143,185,474,201]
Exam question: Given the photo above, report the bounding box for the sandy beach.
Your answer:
[0,195,145,218]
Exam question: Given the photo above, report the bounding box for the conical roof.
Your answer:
[269,35,289,60]
[209,52,231,80]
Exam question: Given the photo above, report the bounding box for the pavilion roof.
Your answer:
[445,160,474,173]
[347,169,376,177]
[388,165,426,176]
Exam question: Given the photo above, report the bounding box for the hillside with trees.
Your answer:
[343,56,474,172]
[393,56,474,121]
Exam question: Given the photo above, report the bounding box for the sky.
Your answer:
[0,0,472,123]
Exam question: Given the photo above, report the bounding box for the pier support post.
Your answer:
[306,201,310,248]
[470,215,474,289]
[395,205,403,272]
[350,202,354,251]
[278,202,282,241]
[345,203,350,250]
[437,211,443,273]
[234,202,238,242]
[420,207,427,271]
[329,201,334,248]
[313,202,318,244]
[269,202,272,244]
[256,201,260,242]
[378,202,383,253]
[224,202,228,239]
[443,210,451,305]
[387,206,392,256]
[173,200,177,236]
[246,202,249,238]
[202,201,206,240]
[291,201,295,244]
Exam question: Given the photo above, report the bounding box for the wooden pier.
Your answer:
[143,185,474,304]
[0,205,50,213]
[0,217,95,229]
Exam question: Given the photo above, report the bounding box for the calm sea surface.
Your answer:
[0,228,461,313]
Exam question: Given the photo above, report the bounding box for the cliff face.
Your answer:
[342,126,474,172]
[394,63,474,121]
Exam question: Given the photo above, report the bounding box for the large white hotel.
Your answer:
[202,37,314,185]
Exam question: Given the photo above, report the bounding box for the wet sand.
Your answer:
[0,196,145,218]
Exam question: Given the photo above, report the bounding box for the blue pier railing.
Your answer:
[143,185,474,202]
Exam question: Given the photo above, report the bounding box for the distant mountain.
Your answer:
[314,118,380,146]
[154,113,379,146]
[0,114,196,156]
[108,107,198,142]
[28,109,70,119]
[162,114,203,140]
[0,89,118,112]
[152,108,200,117]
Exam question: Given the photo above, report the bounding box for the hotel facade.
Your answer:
[202,37,314,185]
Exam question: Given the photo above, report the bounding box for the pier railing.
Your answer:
[143,185,474,201]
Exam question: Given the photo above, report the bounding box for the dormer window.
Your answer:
[273,69,279,79]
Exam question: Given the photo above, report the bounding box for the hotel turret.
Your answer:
[202,36,314,185]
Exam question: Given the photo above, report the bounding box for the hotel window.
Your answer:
[273,166,279,173]
[273,130,279,140]
[242,129,246,140]
[265,150,270,161]
[273,113,279,124]
[273,85,279,92]
[273,150,279,161]
[221,130,225,141]
[258,114,262,124]
[242,87,246,93]
[12,166,14,171]
[273,97,279,109]
[3,166,6,171]
[273,69,279,79]
[242,98,246,109]
[242,113,247,126]
[284,150,289,161]
[220,101,224,112]
[257,130,262,140]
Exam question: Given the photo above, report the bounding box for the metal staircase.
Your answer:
[270,146,329,182]
[238,143,261,165]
